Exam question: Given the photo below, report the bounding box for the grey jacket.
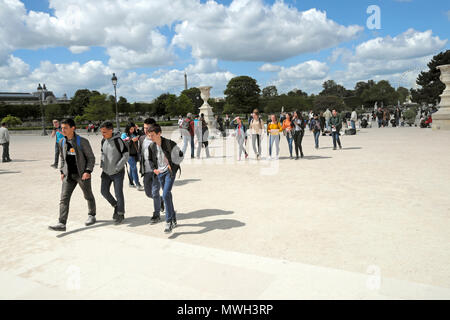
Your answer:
[59,133,95,177]
[0,127,10,144]
[100,133,129,176]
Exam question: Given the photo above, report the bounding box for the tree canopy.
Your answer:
[411,50,450,105]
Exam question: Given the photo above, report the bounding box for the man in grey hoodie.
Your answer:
[100,121,129,224]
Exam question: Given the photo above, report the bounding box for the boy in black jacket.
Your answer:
[147,124,183,233]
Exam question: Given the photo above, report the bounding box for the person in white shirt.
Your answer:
[0,122,11,162]
[350,109,358,130]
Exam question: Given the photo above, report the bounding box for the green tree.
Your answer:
[208,98,225,114]
[118,96,132,114]
[1,115,22,126]
[69,89,91,116]
[262,85,278,98]
[313,95,345,112]
[319,80,352,98]
[396,87,410,104]
[181,87,202,115]
[360,80,398,107]
[287,89,308,97]
[224,76,261,114]
[45,104,66,122]
[343,96,363,110]
[164,94,178,118]
[154,93,170,117]
[178,94,194,115]
[83,94,114,122]
[411,50,450,105]
[354,80,375,98]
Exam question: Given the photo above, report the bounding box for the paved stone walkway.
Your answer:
[0,126,449,299]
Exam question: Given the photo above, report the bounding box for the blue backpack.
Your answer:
[61,135,82,152]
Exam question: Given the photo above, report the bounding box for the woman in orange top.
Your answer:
[282,113,294,159]
[267,114,282,159]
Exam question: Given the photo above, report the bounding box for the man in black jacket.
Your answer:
[147,123,183,233]
[139,118,164,224]
[49,118,96,231]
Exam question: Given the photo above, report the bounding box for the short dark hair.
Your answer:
[1,122,6,126]
[148,124,162,134]
[100,121,114,130]
[144,118,156,125]
[61,118,76,128]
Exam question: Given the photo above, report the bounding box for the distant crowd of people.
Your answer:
[176,108,346,161]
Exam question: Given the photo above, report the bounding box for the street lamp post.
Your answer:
[111,73,119,131]
[37,83,48,136]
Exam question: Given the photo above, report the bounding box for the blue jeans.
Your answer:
[128,156,141,186]
[53,142,60,166]
[314,130,320,148]
[143,172,161,215]
[101,169,125,214]
[286,135,293,156]
[332,132,341,148]
[269,135,280,156]
[350,120,356,129]
[158,170,176,223]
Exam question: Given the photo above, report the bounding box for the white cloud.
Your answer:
[0,55,30,80]
[69,46,90,54]
[172,0,363,62]
[268,60,329,93]
[185,59,220,74]
[322,29,447,90]
[355,29,447,61]
[259,64,282,72]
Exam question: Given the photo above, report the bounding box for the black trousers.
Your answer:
[1,142,10,161]
[293,131,304,157]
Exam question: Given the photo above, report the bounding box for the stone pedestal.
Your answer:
[433,64,450,130]
[198,86,215,128]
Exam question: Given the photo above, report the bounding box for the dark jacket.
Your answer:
[59,133,95,177]
[147,137,183,178]
[329,115,342,132]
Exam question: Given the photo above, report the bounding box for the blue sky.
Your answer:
[1,0,449,101]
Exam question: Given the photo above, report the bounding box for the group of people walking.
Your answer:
[374,107,402,128]
[176,108,345,161]
[48,118,184,234]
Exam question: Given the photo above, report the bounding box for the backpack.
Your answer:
[61,135,82,152]
[101,136,128,155]
[181,119,190,131]
[313,119,321,132]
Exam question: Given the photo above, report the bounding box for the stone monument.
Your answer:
[433,64,450,130]
[198,86,215,128]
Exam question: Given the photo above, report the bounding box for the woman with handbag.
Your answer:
[121,123,144,191]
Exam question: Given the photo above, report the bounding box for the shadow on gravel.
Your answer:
[302,155,332,160]
[56,220,115,238]
[4,159,38,162]
[55,209,237,237]
[0,170,21,174]
[169,218,245,239]
[174,178,201,187]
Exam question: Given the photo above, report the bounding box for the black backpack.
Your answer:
[101,136,128,155]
